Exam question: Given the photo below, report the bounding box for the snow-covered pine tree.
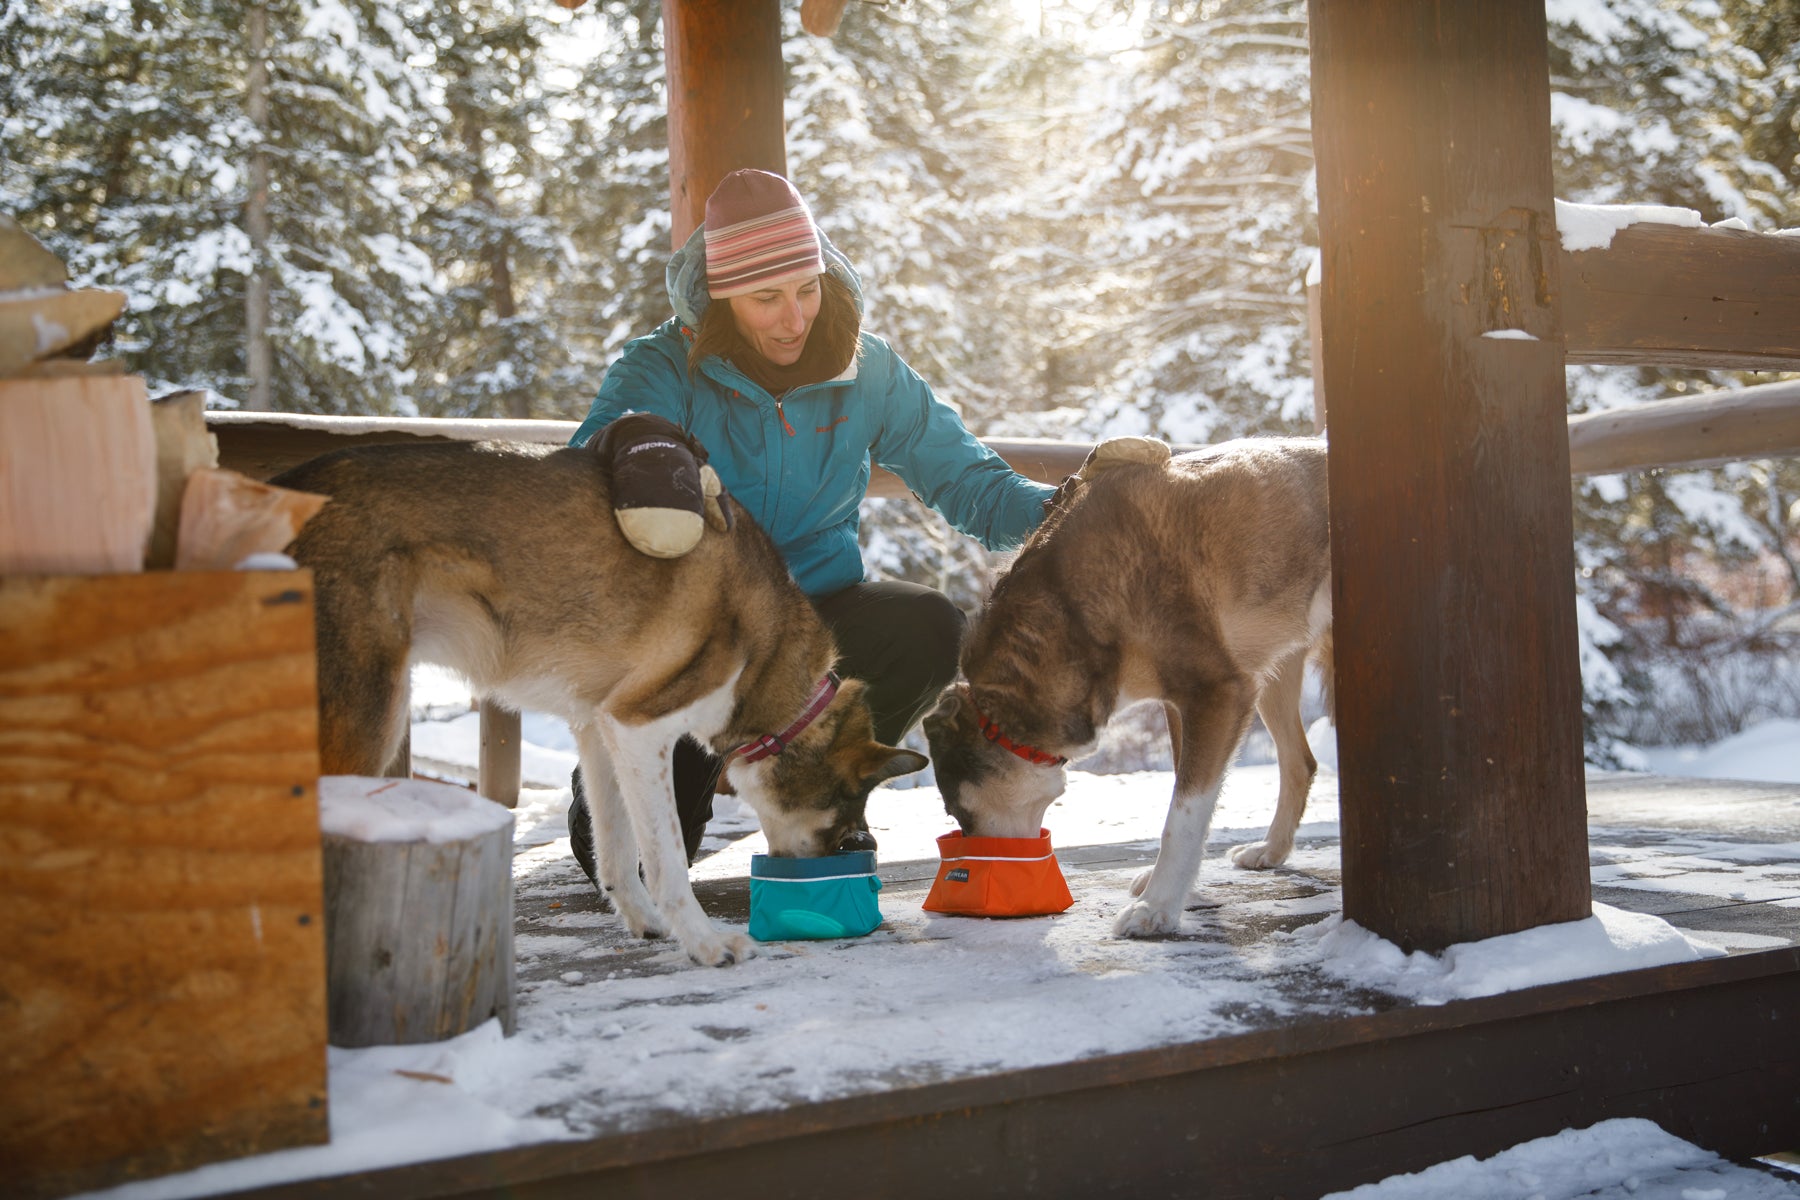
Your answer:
[1546,0,1800,755]
[406,0,572,420]
[539,0,674,412]
[1056,0,1317,446]
[1,0,439,414]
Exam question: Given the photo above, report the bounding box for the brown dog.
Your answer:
[276,437,924,966]
[923,437,1331,937]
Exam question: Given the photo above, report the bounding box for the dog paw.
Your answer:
[1112,899,1182,938]
[1128,867,1154,897]
[608,894,667,940]
[684,928,757,968]
[1229,840,1292,870]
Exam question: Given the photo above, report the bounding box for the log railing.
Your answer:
[211,374,1799,807]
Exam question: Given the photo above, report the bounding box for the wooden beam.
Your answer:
[1564,223,1800,372]
[1569,378,1800,475]
[208,407,1800,502]
[662,0,786,246]
[1308,1,1589,952]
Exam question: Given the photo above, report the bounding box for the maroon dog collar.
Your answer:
[731,672,841,763]
[968,693,1068,767]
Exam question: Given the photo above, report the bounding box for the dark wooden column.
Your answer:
[662,0,787,246]
[1308,1,1590,952]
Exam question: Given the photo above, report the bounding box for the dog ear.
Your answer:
[921,683,967,739]
[856,745,929,789]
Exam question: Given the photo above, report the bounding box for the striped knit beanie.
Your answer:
[703,170,826,300]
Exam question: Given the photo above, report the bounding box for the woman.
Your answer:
[567,168,1055,875]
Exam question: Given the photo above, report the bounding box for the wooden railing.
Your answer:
[210,372,1799,807]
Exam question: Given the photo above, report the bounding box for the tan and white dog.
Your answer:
[276,436,924,966]
[923,437,1332,937]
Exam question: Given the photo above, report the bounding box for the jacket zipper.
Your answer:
[775,397,796,437]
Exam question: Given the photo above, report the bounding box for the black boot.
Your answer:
[568,737,721,884]
[568,766,600,887]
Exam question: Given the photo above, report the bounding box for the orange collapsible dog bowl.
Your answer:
[922,828,1074,917]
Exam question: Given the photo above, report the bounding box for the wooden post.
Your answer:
[479,699,522,808]
[662,0,787,245]
[1308,0,1589,952]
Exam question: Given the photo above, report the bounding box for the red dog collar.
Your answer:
[732,672,841,763]
[968,693,1067,767]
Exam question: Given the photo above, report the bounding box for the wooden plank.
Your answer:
[0,570,329,1199]
[1564,223,1800,372]
[196,949,1800,1200]
[1308,0,1589,952]
[661,0,786,246]
[206,412,577,482]
[1568,378,1800,474]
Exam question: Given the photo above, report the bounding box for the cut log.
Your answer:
[0,214,67,291]
[319,776,517,1048]
[147,389,220,569]
[0,374,156,574]
[174,465,328,571]
[0,286,128,376]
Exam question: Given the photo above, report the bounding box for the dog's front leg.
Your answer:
[572,726,666,940]
[597,710,755,967]
[1114,681,1254,938]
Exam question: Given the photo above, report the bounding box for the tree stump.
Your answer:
[319,776,517,1047]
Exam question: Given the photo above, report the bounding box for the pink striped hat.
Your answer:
[703,170,826,300]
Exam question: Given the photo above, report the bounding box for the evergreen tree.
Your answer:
[2,0,440,413]
[1057,0,1318,445]
[408,0,571,419]
[1546,0,1800,754]
[540,0,673,413]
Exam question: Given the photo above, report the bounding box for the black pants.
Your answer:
[569,580,965,882]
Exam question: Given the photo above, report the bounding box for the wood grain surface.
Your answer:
[0,570,329,1198]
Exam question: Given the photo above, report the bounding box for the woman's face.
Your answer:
[728,276,823,367]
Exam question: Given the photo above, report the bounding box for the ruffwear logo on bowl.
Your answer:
[946,868,970,882]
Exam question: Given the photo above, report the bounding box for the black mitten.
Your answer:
[592,413,729,558]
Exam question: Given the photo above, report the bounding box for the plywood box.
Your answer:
[0,569,330,1199]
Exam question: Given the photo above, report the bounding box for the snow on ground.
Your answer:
[74,669,1800,1200]
[1635,718,1800,787]
[1324,1119,1800,1200]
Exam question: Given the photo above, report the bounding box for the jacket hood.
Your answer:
[666,222,865,330]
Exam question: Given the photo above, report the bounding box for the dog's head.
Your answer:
[922,684,1067,839]
[724,678,927,858]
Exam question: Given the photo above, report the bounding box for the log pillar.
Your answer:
[662,0,787,246]
[1308,0,1590,952]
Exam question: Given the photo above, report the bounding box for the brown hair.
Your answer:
[687,271,862,396]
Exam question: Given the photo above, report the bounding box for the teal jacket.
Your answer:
[571,226,1055,597]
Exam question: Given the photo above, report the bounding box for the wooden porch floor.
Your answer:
[219,771,1800,1200]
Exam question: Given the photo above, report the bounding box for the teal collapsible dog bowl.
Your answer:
[748,850,883,941]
